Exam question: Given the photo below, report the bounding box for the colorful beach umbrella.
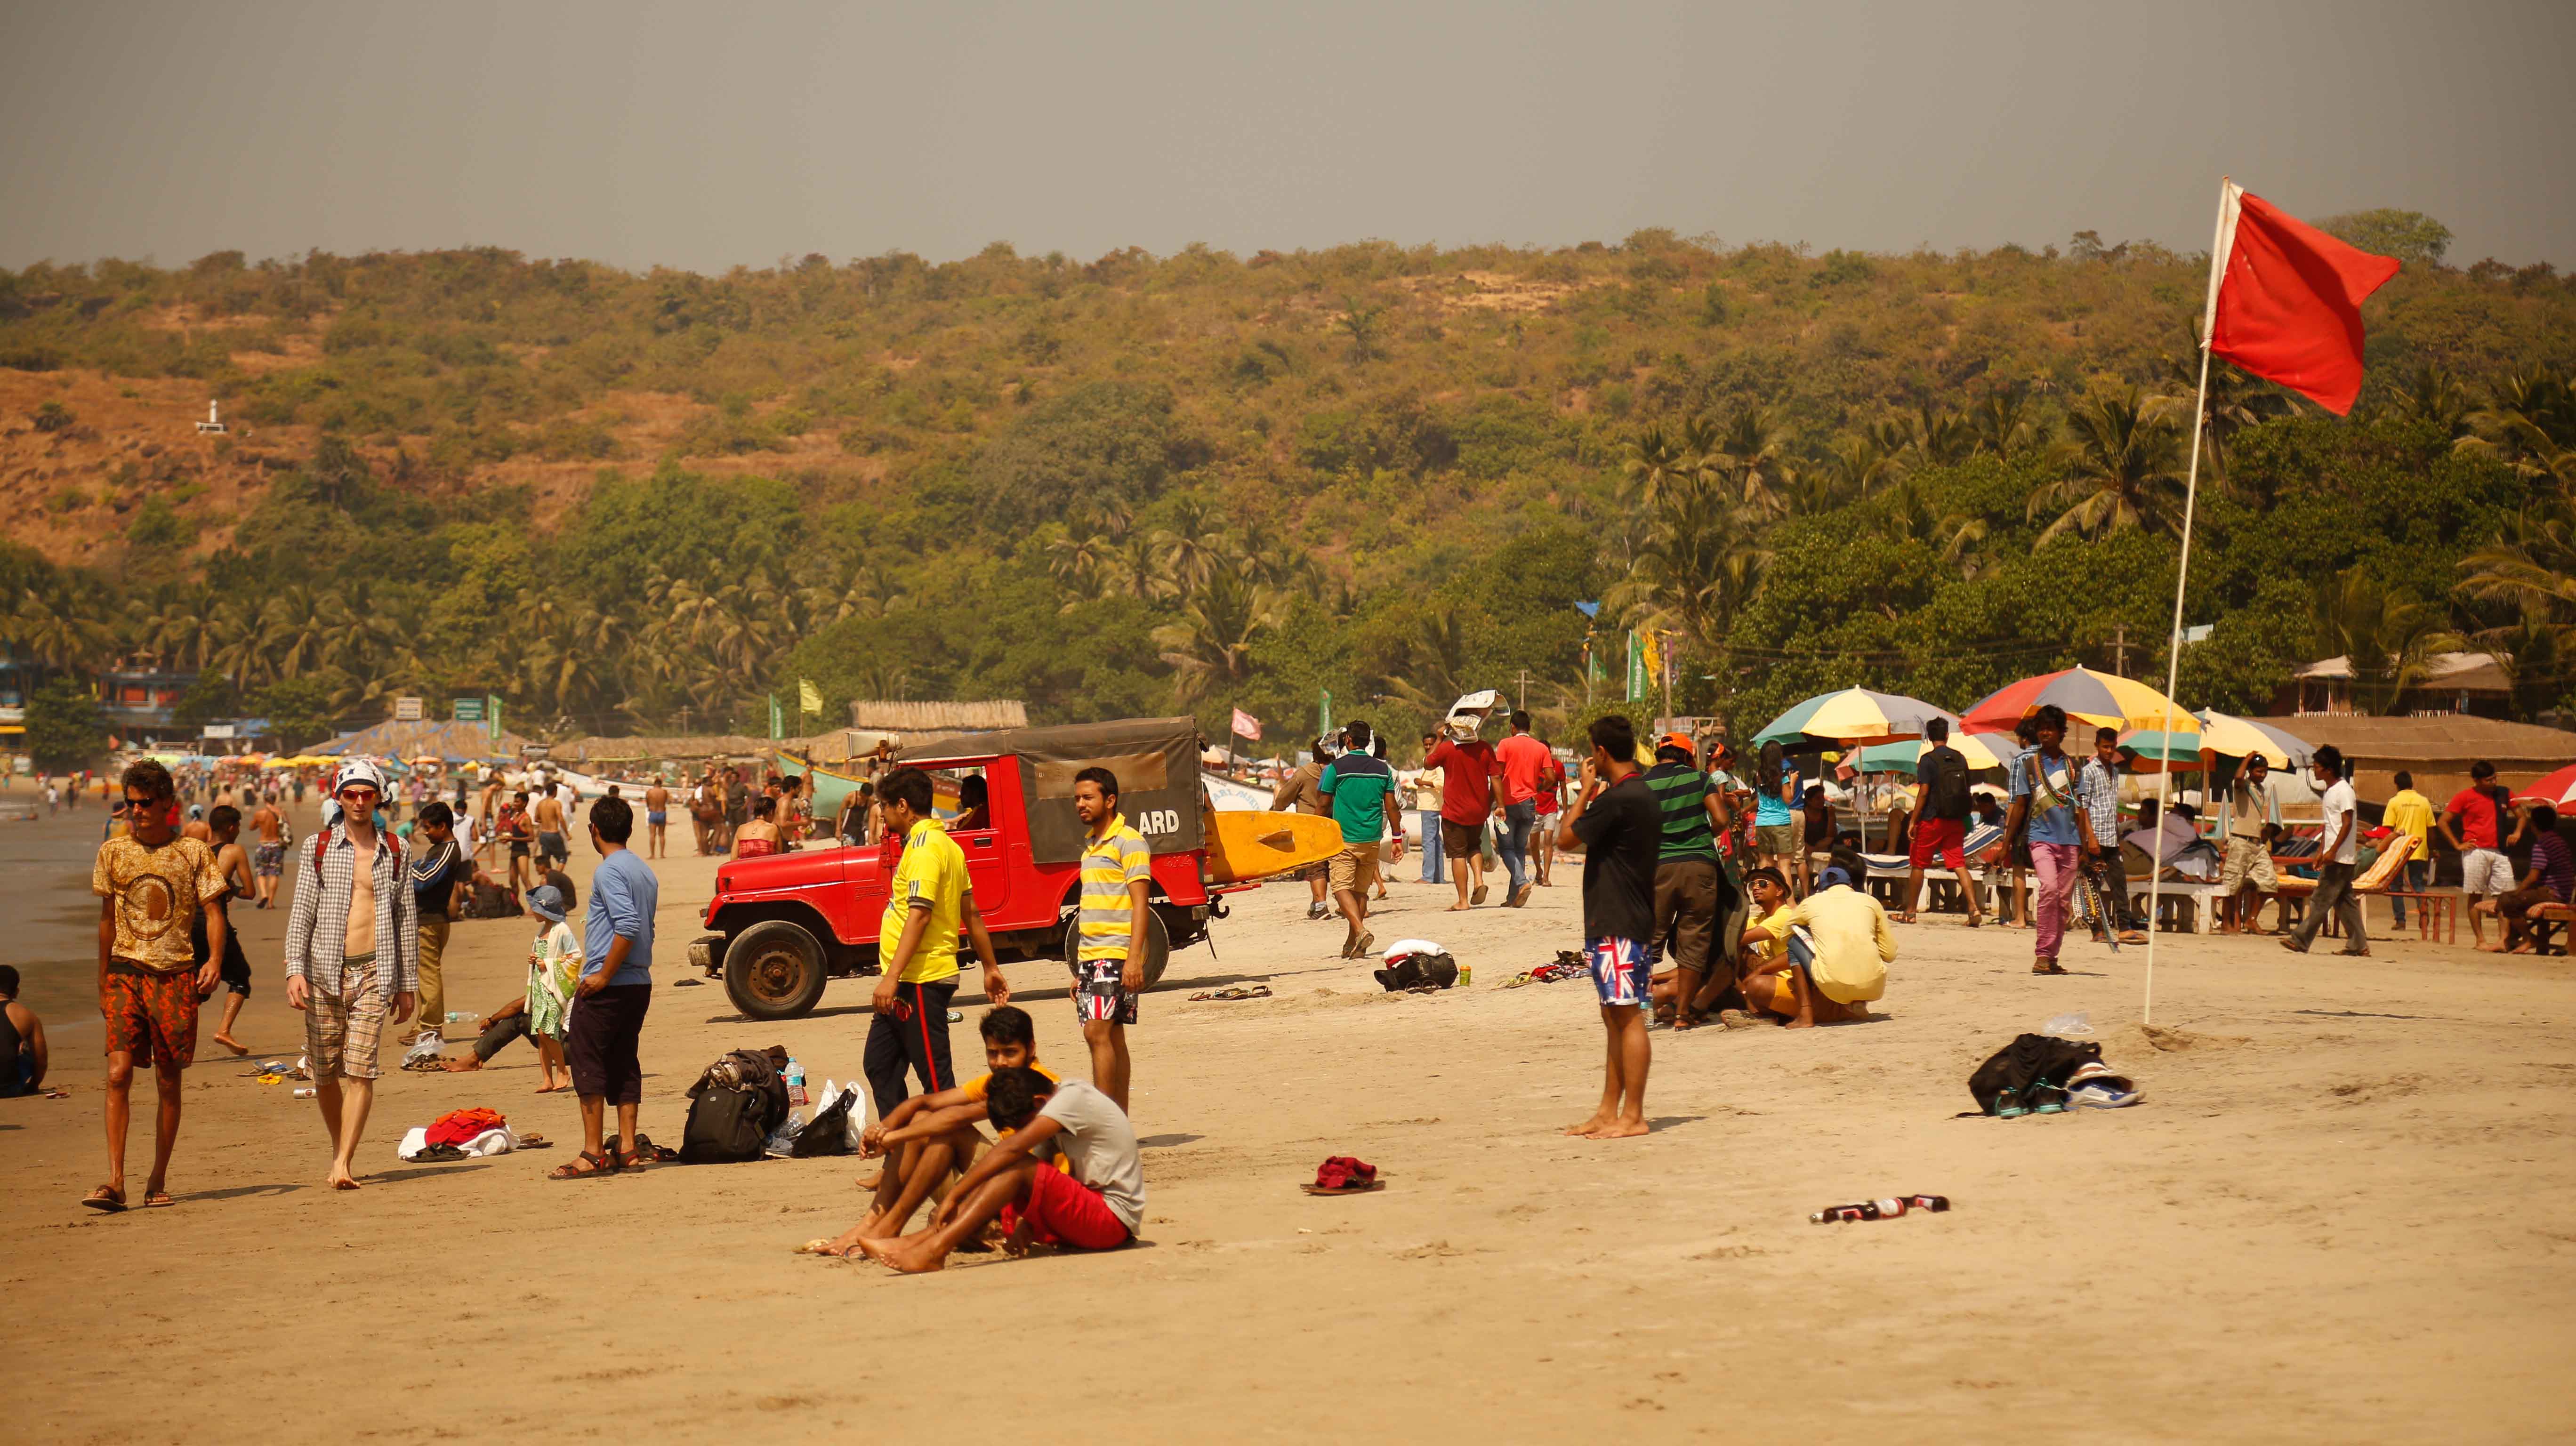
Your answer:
[1959,666,2198,737]
[1856,732,2011,775]
[1751,688,1956,747]
[2511,763,2576,806]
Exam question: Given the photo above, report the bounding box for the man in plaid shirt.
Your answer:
[285,759,419,1190]
[2078,727,2148,946]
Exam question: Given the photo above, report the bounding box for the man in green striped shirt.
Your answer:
[1642,732,1738,1029]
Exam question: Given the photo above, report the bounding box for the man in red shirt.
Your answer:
[1424,713,1502,911]
[1495,711,1552,908]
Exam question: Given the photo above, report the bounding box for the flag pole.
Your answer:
[2146,176,2233,1028]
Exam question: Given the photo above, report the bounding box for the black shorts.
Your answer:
[862,979,958,1122]
[1073,958,1138,1027]
[567,982,652,1104]
[538,831,567,863]
[509,842,530,859]
[1439,819,1483,858]
[190,913,253,998]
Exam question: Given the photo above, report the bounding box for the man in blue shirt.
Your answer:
[2003,705,2083,976]
[1319,721,1402,959]
[557,795,658,1177]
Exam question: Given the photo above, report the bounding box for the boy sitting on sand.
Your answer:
[1740,853,1893,1028]
[853,1065,1142,1274]
[814,1005,1057,1256]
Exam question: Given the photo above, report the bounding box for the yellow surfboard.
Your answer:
[1203,810,1348,884]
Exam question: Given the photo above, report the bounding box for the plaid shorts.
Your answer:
[305,953,386,1081]
[104,963,199,1068]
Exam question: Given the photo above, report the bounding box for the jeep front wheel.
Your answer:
[724,919,829,1020]
[1061,907,1172,992]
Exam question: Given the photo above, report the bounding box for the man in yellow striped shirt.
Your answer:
[1071,766,1151,1111]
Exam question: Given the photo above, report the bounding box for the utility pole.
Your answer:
[2113,624,2128,677]
[1512,668,1535,712]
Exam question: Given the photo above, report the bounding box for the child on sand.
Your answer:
[814,1006,1059,1256]
[854,1065,1142,1274]
[520,885,579,1091]
[1553,714,1658,1140]
[1741,853,1893,1028]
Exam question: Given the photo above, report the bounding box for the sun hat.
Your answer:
[527,884,568,923]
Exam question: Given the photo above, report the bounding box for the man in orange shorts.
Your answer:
[87,759,231,1212]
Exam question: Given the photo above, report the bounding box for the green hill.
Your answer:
[2,219,2570,751]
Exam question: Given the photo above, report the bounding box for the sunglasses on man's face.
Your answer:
[339,788,379,803]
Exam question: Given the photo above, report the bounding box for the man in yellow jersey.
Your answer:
[1070,766,1152,1111]
[2380,770,2436,932]
[863,767,1007,1124]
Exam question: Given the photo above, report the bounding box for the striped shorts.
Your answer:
[305,954,386,1081]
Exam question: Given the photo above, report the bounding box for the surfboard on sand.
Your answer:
[1204,810,1346,884]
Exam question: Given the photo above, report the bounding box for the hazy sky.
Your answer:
[6,1,2572,273]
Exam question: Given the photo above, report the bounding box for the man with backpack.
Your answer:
[1897,718,1986,927]
[284,760,419,1191]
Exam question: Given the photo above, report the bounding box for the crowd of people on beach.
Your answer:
[20,692,2568,1267]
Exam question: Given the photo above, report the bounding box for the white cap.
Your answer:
[332,759,387,795]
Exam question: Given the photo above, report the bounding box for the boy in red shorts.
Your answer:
[86,759,231,1212]
[814,1005,1059,1255]
[1897,717,1986,926]
[854,1065,1141,1273]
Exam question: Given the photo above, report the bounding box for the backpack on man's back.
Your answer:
[1923,746,1973,821]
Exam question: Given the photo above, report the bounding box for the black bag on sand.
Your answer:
[1374,952,1459,993]
[680,1048,790,1164]
[791,1088,858,1157]
[1968,1032,2106,1115]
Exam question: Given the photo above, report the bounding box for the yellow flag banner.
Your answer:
[798,678,822,715]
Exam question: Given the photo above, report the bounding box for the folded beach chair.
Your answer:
[2273,840,2412,939]
[1854,822,2005,911]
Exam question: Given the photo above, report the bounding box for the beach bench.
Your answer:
[1849,823,2005,913]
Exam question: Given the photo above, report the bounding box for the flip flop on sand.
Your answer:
[1303,1156,1386,1195]
[142,1190,176,1208]
[82,1185,127,1213]
[1187,985,1273,1002]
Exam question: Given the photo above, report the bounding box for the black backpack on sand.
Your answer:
[1968,1032,2105,1115]
[679,1048,790,1164]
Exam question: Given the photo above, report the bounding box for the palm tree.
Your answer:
[1151,570,1285,706]
[1706,407,1794,521]
[2463,367,2576,490]
[1619,424,1690,507]
[1969,385,2046,460]
[2027,388,2189,544]
[1606,474,1767,674]
[2397,363,2475,442]
[1907,402,1976,468]
[2457,497,2576,675]
[1380,604,1482,716]
[1820,433,1896,502]
[2312,564,2450,715]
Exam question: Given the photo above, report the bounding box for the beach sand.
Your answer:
[5,832,2572,1441]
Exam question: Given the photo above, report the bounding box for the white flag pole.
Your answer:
[2146,177,2240,1028]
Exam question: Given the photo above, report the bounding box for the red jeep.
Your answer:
[691,717,1230,1020]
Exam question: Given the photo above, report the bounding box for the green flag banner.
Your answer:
[768,694,783,741]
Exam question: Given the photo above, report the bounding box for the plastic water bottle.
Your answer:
[445,1011,473,1024]
[786,1057,807,1107]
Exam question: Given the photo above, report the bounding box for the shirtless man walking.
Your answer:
[532,784,570,874]
[249,795,289,909]
[476,774,505,868]
[644,780,671,860]
[284,761,419,1190]
[198,804,258,1056]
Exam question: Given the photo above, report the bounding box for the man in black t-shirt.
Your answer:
[1556,714,1658,1141]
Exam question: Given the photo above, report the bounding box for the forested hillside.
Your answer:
[2,214,2571,751]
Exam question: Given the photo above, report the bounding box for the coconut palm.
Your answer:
[1907,402,1976,468]
[2312,565,2452,715]
[2457,497,2576,656]
[2397,364,2475,442]
[1151,570,1286,706]
[2027,388,2189,544]
[1969,385,2046,460]
[1820,433,1896,502]
[1619,424,1690,507]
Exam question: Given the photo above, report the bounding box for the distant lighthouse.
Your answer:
[196,399,226,435]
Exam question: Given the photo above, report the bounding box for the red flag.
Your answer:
[2203,185,2401,415]
[1230,707,1262,741]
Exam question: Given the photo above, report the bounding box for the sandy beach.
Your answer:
[5,831,2573,1443]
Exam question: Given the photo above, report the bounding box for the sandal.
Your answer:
[1891,912,1918,924]
[547,1150,616,1180]
[2031,959,2068,976]
[82,1184,128,1213]
[142,1191,177,1208]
